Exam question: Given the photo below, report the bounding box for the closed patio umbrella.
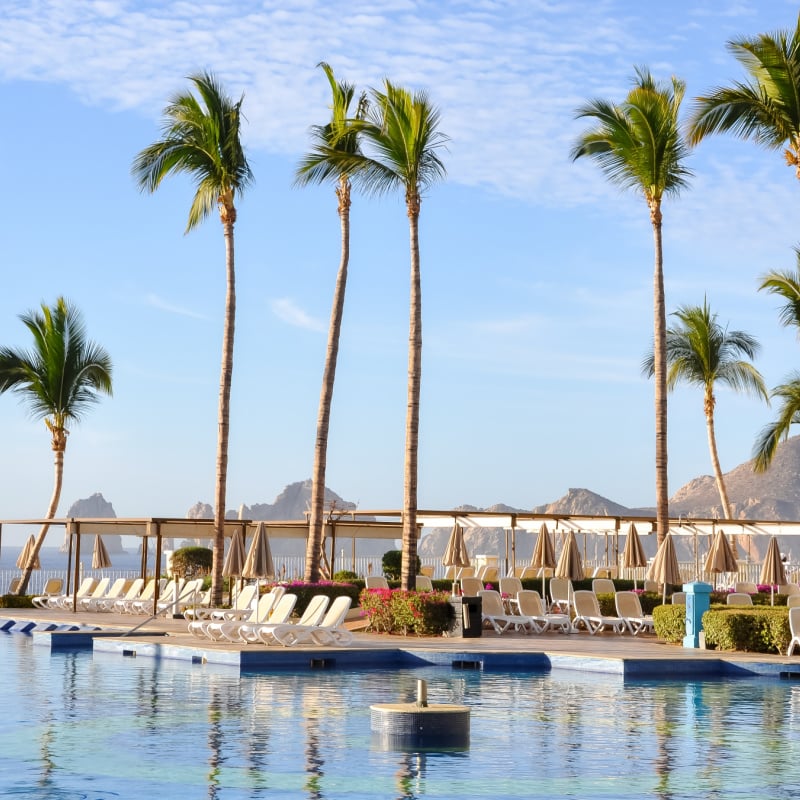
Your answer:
[442,523,470,579]
[622,523,647,590]
[530,522,557,598]
[647,533,681,604]
[16,535,40,571]
[223,527,246,604]
[759,535,787,606]
[704,529,738,589]
[91,535,112,570]
[243,522,275,621]
[555,530,583,612]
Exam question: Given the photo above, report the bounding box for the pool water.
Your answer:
[2,634,800,799]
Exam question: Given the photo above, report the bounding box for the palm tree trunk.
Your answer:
[402,196,422,592]
[305,176,351,583]
[17,447,64,595]
[650,201,669,546]
[705,389,732,518]
[211,216,236,606]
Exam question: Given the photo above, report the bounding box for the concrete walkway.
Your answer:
[4,606,800,678]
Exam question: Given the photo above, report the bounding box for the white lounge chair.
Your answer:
[477,565,499,584]
[215,592,297,643]
[573,590,626,635]
[727,592,753,606]
[592,578,616,596]
[671,591,686,605]
[549,578,573,614]
[460,577,483,596]
[365,576,389,589]
[788,596,800,609]
[31,578,65,609]
[415,575,433,591]
[499,578,523,610]
[516,589,570,634]
[97,578,144,612]
[240,594,330,645]
[270,595,354,647]
[615,591,655,636]
[51,577,103,610]
[114,578,163,614]
[788,607,800,656]
[734,581,758,594]
[193,587,286,641]
[157,578,204,615]
[130,579,175,615]
[80,577,129,611]
[478,589,531,634]
[184,583,257,622]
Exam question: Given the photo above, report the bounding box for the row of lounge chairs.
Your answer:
[187,585,353,646]
[479,588,655,637]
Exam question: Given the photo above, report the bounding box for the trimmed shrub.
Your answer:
[702,607,791,654]
[381,550,421,581]
[171,546,212,578]
[653,604,685,643]
[0,594,34,609]
[359,587,453,635]
[333,570,359,582]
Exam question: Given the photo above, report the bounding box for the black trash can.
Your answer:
[447,595,482,638]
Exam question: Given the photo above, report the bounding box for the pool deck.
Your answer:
[5,606,800,679]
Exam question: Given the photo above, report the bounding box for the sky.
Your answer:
[2,0,800,543]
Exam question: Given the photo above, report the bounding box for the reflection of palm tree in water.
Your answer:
[652,683,683,800]
[206,682,224,799]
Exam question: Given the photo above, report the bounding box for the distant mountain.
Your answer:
[533,488,635,516]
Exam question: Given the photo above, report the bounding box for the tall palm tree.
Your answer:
[132,72,253,605]
[323,79,447,590]
[571,66,692,546]
[688,13,800,179]
[754,251,800,471]
[0,298,112,594]
[295,63,366,583]
[642,298,768,516]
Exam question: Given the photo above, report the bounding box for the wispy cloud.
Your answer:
[270,297,325,332]
[146,293,206,319]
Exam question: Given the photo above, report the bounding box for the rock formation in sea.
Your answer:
[63,493,125,553]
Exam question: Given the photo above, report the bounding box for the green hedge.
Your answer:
[702,607,791,654]
[653,604,685,643]
[0,594,34,609]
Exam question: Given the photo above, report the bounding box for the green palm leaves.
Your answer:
[132,71,253,231]
[571,67,692,213]
[0,297,113,444]
[689,13,800,177]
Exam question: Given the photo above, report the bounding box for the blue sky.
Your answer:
[1,0,800,532]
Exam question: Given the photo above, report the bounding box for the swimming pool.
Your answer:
[2,633,800,799]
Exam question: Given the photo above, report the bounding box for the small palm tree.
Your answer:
[643,298,768,516]
[754,250,800,471]
[688,13,800,178]
[0,298,112,594]
[324,79,447,590]
[132,72,253,605]
[571,66,692,545]
[295,63,366,584]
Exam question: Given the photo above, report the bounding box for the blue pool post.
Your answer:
[682,581,713,648]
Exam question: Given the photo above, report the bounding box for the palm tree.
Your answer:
[571,66,692,545]
[0,298,112,594]
[324,79,447,590]
[754,251,800,471]
[132,72,253,605]
[295,63,366,583]
[642,298,768,516]
[688,13,800,179]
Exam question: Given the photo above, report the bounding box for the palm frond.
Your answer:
[753,372,800,472]
[758,248,800,332]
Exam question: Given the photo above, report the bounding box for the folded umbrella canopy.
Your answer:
[223,527,246,604]
[647,533,681,604]
[622,522,647,590]
[442,523,470,577]
[243,522,275,621]
[16,534,40,571]
[555,530,584,613]
[92,535,112,570]
[530,522,557,598]
[759,535,787,606]
[704,529,738,589]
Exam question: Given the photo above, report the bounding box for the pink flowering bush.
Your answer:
[359,588,453,636]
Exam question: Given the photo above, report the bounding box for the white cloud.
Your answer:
[270,297,325,332]
[145,293,206,319]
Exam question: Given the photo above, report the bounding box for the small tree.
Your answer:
[171,546,213,578]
